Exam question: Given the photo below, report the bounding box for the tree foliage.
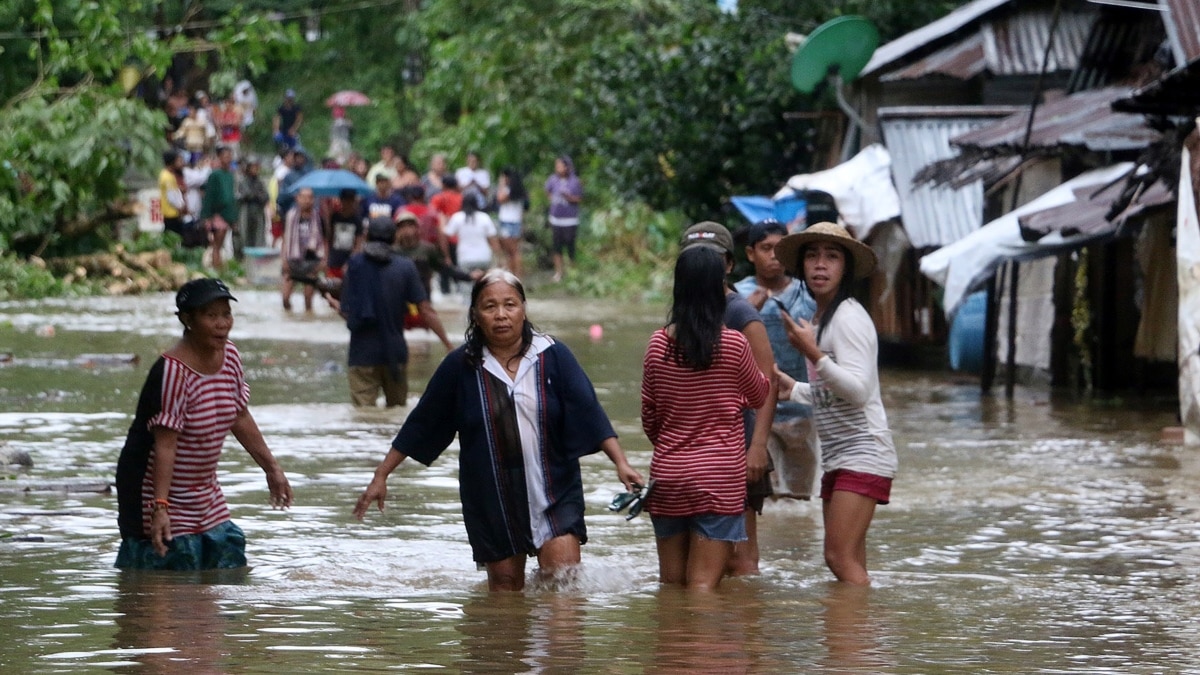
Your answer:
[584,7,810,219]
[0,0,972,260]
[0,0,301,256]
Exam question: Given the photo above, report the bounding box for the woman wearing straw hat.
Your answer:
[773,222,896,586]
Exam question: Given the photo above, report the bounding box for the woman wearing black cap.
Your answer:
[114,278,292,570]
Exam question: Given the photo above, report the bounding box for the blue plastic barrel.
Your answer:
[948,291,987,373]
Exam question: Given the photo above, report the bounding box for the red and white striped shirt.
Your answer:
[641,328,769,517]
[140,341,250,536]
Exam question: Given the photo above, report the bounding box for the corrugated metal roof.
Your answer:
[880,8,1095,81]
[1113,55,1200,114]
[1017,175,1173,239]
[864,0,1012,76]
[882,33,986,81]
[1068,7,1166,93]
[881,107,1019,247]
[950,86,1160,151]
[982,8,1095,75]
[1164,0,1200,62]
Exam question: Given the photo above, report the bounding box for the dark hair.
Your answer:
[463,270,535,368]
[402,184,426,202]
[666,247,726,370]
[163,149,179,166]
[443,175,459,190]
[800,242,857,343]
[338,187,358,202]
[501,167,527,204]
[461,188,483,221]
[743,219,788,248]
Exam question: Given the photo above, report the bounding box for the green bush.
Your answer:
[556,197,689,302]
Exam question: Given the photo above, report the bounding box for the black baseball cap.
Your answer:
[367,216,397,242]
[176,278,237,311]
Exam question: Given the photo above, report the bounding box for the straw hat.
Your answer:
[775,221,877,279]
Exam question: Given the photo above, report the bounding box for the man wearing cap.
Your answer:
[679,221,779,576]
[393,210,479,302]
[272,89,303,150]
[340,217,454,407]
[734,219,819,502]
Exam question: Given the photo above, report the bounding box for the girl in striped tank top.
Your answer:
[641,246,770,591]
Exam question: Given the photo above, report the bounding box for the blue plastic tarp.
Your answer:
[730,195,807,229]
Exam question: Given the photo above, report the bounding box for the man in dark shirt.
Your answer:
[272,89,303,150]
[361,174,406,222]
[326,188,364,279]
[339,217,453,407]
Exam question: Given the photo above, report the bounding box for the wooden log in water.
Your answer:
[71,353,140,368]
[45,248,190,295]
[0,478,111,493]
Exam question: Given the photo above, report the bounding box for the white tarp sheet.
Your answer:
[919,163,1134,319]
[776,144,902,238]
[1178,143,1200,446]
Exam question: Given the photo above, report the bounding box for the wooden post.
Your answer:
[1005,261,1020,398]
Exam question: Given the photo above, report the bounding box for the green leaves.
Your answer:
[0,1,302,258]
[0,87,164,254]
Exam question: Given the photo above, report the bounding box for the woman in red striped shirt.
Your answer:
[115,278,292,570]
[641,246,771,590]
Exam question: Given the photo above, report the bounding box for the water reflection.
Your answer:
[3,292,1200,672]
[819,583,895,673]
[455,592,586,673]
[111,570,248,672]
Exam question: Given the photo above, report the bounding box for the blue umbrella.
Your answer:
[284,169,372,197]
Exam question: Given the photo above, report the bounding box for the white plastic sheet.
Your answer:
[1178,143,1200,446]
[777,144,902,237]
[919,163,1134,319]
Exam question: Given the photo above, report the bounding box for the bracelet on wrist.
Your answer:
[151,498,170,513]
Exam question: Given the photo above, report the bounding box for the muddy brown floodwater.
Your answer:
[1,288,1197,673]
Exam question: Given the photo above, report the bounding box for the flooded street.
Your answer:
[1,288,1197,673]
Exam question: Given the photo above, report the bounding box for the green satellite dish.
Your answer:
[790,16,880,94]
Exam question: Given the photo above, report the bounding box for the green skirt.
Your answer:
[115,520,247,571]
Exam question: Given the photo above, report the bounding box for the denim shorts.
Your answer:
[498,220,523,239]
[650,513,747,543]
[115,520,247,571]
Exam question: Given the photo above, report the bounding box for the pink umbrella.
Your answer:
[325,90,371,107]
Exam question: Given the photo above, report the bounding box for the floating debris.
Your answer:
[0,444,33,468]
